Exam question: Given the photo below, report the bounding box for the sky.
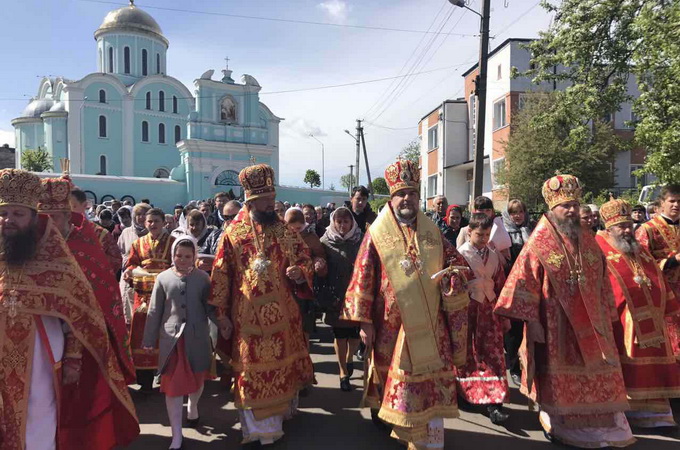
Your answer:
[0,0,553,189]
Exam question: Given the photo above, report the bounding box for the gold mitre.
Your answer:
[600,197,633,229]
[37,159,74,213]
[0,169,44,211]
[542,174,582,210]
[239,163,276,201]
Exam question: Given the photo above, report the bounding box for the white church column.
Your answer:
[122,93,134,175]
[63,86,85,173]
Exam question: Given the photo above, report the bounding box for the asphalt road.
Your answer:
[124,324,680,449]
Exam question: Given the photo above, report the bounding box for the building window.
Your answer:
[124,47,130,74]
[630,109,639,127]
[427,125,438,151]
[427,175,438,197]
[99,155,107,175]
[174,125,181,143]
[492,157,506,188]
[145,92,151,110]
[142,121,149,142]
[497,64,502,80]
[158,91,165,111]
[158,123,166,144]
[153,168,170,178]
[630,164,647,188]
[172,96,178,114]
[107,47,113,73]
[156,53,161,74]
[99,89,106,103]
[142,49,148,76]
[603,112,613,123]
[493,98,507,130]
[98,115,107,138]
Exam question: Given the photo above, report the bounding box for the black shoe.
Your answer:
[347,362,354,378]
[370,409,391,434]
[355,348,365,362]
[510,372,521,387]
[488,405,509,424]
[186,416,200,428]
[340,376,352,392]
[242,442,262,449]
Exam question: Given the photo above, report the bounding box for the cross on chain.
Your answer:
[3,289,23,320]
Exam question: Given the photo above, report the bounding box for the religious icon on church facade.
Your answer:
[220,96,237,123]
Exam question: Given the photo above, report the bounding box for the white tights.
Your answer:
[165,384,205,449]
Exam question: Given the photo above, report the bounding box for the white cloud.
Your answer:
[281,118,327,139]
[318,0,351,23]
[0,129,15,147]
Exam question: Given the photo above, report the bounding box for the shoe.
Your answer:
[488,405,509,424]
[370,409,391,434]
[186,416,200,428]
[347,362,354,378]
[340,376,352,392]
[355,347,365,362]
[543,430,555,443]
[510,372,521,387]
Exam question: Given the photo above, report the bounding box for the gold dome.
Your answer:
[94,1,167,45]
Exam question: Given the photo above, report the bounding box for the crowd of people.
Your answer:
[0,160,678,450]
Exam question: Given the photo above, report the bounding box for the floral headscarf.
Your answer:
[324,206,362,244]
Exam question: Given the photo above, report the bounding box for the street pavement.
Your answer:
[125,324,680,449]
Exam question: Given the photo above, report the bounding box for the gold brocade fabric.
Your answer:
[0,215,137,450]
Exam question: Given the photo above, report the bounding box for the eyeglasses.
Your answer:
[224,214,237,221]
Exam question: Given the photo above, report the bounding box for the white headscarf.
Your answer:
[324,206,362,244]
[171,236,198,266]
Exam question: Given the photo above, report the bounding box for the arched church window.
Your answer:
[156,53,161,74]
[107,47,113,73]
[124,47,131,74]
[215,170,241,186]
[142,49,148,76]
[220,97,237,123]
[99,89,106,104]
[153,168,170,178]
[145,92,151,110]
[174,125,181,143]
[98,115,107,138]
[158,91,165,111]
[142,121,149,142]
[159,123,166,144]
[172,96,178,114]
[99,155,107,175]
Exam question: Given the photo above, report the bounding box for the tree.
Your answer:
[371,177,389,195]
[525,0,680,184]
[21,147,52,172]
[340,173,357,191]
[303,169,321,189]
[399,138,420,165]
[497,92,623,209]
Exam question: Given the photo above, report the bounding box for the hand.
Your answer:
[313,258,326,273]
[360,323,375,351]
[62,361,81,385]
[196,258,213,271]
[218,317,233,340]
[123,269,132,281]
[527,321,545,344]
[286,266,303,281]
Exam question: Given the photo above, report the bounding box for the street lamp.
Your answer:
[309,134,325,189]
[344,129,359,188]
[450,0,490,200]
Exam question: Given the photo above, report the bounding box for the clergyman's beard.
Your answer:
[252,210,277,225]
[549,211,581,242]
[1,223,38,266]
[611,233,640,256]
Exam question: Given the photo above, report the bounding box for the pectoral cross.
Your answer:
[3,289,23,320]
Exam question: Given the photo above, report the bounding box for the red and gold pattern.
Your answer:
[595,231,680,400]
[209,206,314,419]
[0,215,138,450]
[495,215,629,421]
[239,164,276,201]
[95,224,124,274]
[0,168,43,210]
[37,176,72,213]
[125,231,174,369]
[600,198,634,229]
[384,159,420,196]
[341,210,471,442]
[637,214,680,359]
[541,174,582,210]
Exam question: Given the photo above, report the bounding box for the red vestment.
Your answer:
[95,225,123,275]
[0,215,138,450]
[636,215,680,360]
[125,231,174,369]
[494,215,629,422]
[595,231,680,402]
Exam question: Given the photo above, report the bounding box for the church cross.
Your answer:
[224,56,230,71]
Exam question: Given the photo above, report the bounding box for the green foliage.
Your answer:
[497,92,623,210]
[371,177,389,195]
[526,0,680,184]
[399,138,420,165]
[340,173,357,191]
[303,169,321,189]
[369,197,389,213]
[21,147,52,172]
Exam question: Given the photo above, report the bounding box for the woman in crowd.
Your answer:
[318,207,363,392]
[442,204,466,245]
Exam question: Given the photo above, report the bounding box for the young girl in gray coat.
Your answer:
[142,237,219,450]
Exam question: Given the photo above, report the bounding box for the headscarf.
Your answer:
[324,206,362,244]
[444,204,463,228]
[171,236,198,266]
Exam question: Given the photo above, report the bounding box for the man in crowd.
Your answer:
[429,195,449,234]
[596,197,680,427]
[38,173,139,448]
[631,204,647,231]
[346,185,376,232]
[201,200,241,263]
[209,164,314,447]
[118,203,151,323]
[637,185,680,361]
[70,188,90,217]
[123,208,174,393]
[457,196,512,262]
[0,169,138,449]
[274,200,286,222]
[495,174,634,448]
[208,192,230,228]
[342,159,471,450]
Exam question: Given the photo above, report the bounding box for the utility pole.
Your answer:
[355,119,361,187]
[359,127,374,200]
[348,165,354,196]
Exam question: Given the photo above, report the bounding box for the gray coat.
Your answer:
[142,268,216,374]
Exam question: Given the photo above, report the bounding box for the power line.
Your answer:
[492,0,542,39]
[79,0,479,37]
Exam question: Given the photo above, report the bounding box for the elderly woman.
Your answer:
[442,204,466,245]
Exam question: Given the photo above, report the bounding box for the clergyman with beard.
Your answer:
[595,198,680,428]
[341,158,473,450]
[208,164,315,447]
[495,174,635,448]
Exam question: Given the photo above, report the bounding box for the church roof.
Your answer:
[94,1,167,45]
[19,99,55,118]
